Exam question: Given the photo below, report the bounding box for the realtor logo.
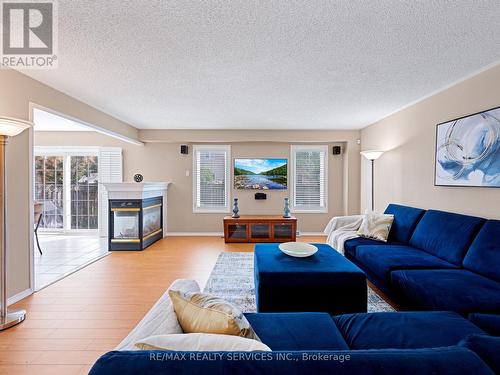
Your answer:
[1,0,58,68]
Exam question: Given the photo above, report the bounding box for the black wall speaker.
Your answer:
[255,192,267,200]
[180,145,189,154]
[332,146,341,155]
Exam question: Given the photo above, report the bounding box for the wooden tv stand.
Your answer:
[223,215,297,243]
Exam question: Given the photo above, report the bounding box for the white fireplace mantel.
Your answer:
[102,182,171,237]
[102,182,171,200]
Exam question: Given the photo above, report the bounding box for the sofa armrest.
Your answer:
[114,279,200,351]
[468,313,500,336]
[324,215,364,234]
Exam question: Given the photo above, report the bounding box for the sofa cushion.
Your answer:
[459,334,500,374]
[391,269,500,315]
[333,311,485,349]
[245,312,349,351]
[344,237,388,258]
[463,220,500,283]
[355,245,456,281]
[384,204,426,243]
[468,313,500,336]
[409,210,485,265]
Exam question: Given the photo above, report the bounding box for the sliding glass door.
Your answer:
[35,156,64,229]
[35,152,99,232]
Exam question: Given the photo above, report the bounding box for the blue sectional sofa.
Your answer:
[344,204,500,315]
[90,204,500,374]
[90,311,499,374]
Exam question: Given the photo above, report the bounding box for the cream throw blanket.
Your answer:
[324,215,364,254]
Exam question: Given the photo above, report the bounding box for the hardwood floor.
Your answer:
[0,235,325,374]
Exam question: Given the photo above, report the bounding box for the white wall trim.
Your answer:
[29,102,144,146]
[165,232,326,237]
[299,232,327,236]
[34,145,100,155]
[28,121,35,296]
[8,288,33,306]
[166,232,224,237]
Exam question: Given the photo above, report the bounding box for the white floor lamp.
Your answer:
[0,117,30,330]
[360,150,384,212]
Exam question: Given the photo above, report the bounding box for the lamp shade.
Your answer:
[0,117,31,137]
[360,150,384,160]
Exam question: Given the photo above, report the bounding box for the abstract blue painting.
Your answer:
[435,106,500,187]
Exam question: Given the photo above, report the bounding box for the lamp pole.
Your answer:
[371,159,375,212]
[360,150,384,213]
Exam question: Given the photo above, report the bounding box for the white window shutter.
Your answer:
[98,147,123,236]
[291,145,328,212]
[193,145,230,213]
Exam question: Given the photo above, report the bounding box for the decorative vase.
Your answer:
[283,197,291,218]
[232,198,240,218]
[134,173,144,183]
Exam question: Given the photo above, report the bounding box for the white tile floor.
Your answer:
[34,233,109,290]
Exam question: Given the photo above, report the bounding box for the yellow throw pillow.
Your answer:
[357,212,394,242]
[168,289,260,341]
[135,333,271,352]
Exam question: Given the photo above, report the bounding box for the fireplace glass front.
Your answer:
[114,211,139,239]
[143,204,161,238]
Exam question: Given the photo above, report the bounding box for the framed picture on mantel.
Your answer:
[434,106,500,188]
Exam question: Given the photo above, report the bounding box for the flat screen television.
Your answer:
[234,158,287,190]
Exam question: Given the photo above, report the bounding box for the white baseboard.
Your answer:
[166,232,224,237]
[299,232,327,236]
[8,288,33,306]
[166,232,325,237]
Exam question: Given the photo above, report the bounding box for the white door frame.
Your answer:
[28,104,104,294]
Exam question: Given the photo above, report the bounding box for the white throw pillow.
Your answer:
[357,212,394,242]
[135,333,272,352]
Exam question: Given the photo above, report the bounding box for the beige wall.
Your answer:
[0,70,139,300]
[361,64,500,218]
[35,130,361,233]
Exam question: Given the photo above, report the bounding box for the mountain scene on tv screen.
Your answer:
[234,159,287,189]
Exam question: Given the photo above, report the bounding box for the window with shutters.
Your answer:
[98,147,123,236]
[290,145,328,213]
[193,145,231,213]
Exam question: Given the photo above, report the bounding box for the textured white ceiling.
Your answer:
[23,1,500,130]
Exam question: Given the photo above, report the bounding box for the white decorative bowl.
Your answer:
[278,242,318,258]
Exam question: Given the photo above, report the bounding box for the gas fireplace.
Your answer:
[109,197,163,250]
[103,182,170,251]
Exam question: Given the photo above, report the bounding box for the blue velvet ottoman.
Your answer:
[254,243,367,314]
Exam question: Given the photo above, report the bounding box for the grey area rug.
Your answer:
[204,252,395,313]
